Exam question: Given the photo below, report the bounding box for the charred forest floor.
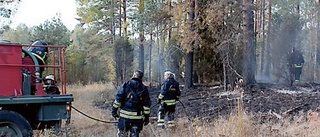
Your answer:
[98,82,320,124]
[170,82,320,123]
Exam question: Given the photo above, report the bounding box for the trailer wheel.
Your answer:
[0,110,33,137]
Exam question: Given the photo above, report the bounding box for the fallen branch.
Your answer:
[188,96,208,101]
[282,103,309,115]
[268,110,282,119]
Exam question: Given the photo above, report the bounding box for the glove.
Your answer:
[112,107,119,119]
[143,116,149,126]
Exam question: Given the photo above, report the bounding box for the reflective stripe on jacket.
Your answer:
[28,47,48,64]
[119,109,143,119]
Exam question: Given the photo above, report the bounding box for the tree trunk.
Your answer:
[317,0,320,81]
[193,0,199,84]
[139,37,145,72]
[223,54,227,92]
[138,0,145,72]
[148,32,152,86]
[168,0,172,43]
[120,0,124,82]
[185,0,195,89]
[159,24,165,86]
[157,23,161,87]
[193,42,199,84]
[242,0,256,85]
[185,52,194,89]
[119,0,122,37]
[259,0,266,76]
[265,0,271,78]
[111,0,115,44]
[123,0,127,38]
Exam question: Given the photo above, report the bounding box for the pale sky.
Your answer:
[10,0,79,30]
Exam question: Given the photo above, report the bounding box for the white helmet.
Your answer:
[164,70,175,78]
[45,74,54,81]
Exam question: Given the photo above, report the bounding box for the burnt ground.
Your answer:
[97,82,320,123]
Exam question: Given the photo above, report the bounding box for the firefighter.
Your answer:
[288,47,304,83]
[111,70,151,137]
[28,40,49,78]
[157,70,181,128]
[43,74,60,94]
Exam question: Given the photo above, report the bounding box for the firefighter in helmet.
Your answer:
[288,47,304,84]
[157,70,181,128]
[28,40,48,78]
[111,70,151,137]
[43,74,60,94]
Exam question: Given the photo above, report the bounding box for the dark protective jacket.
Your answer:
[289,50,304,67]
[158,77,181,106]
[113,78,151,120]
[28,46,48,65]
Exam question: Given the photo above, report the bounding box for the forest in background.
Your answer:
[3,1,320,136]
[1,0,320,89]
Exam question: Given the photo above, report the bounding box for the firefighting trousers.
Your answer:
[117,117,143,137]
[290,67,302,81]
[157,104,176,127]
[294,68,302,81]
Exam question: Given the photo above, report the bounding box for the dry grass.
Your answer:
[36,83,320,137]
[66,82,117,137]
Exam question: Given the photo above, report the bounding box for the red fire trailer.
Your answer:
[0,41,73,137]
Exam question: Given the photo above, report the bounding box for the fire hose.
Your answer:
[71,100,190,124]
[71,106,118,123]
[178,100,191,120]
[151,100,190,120]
